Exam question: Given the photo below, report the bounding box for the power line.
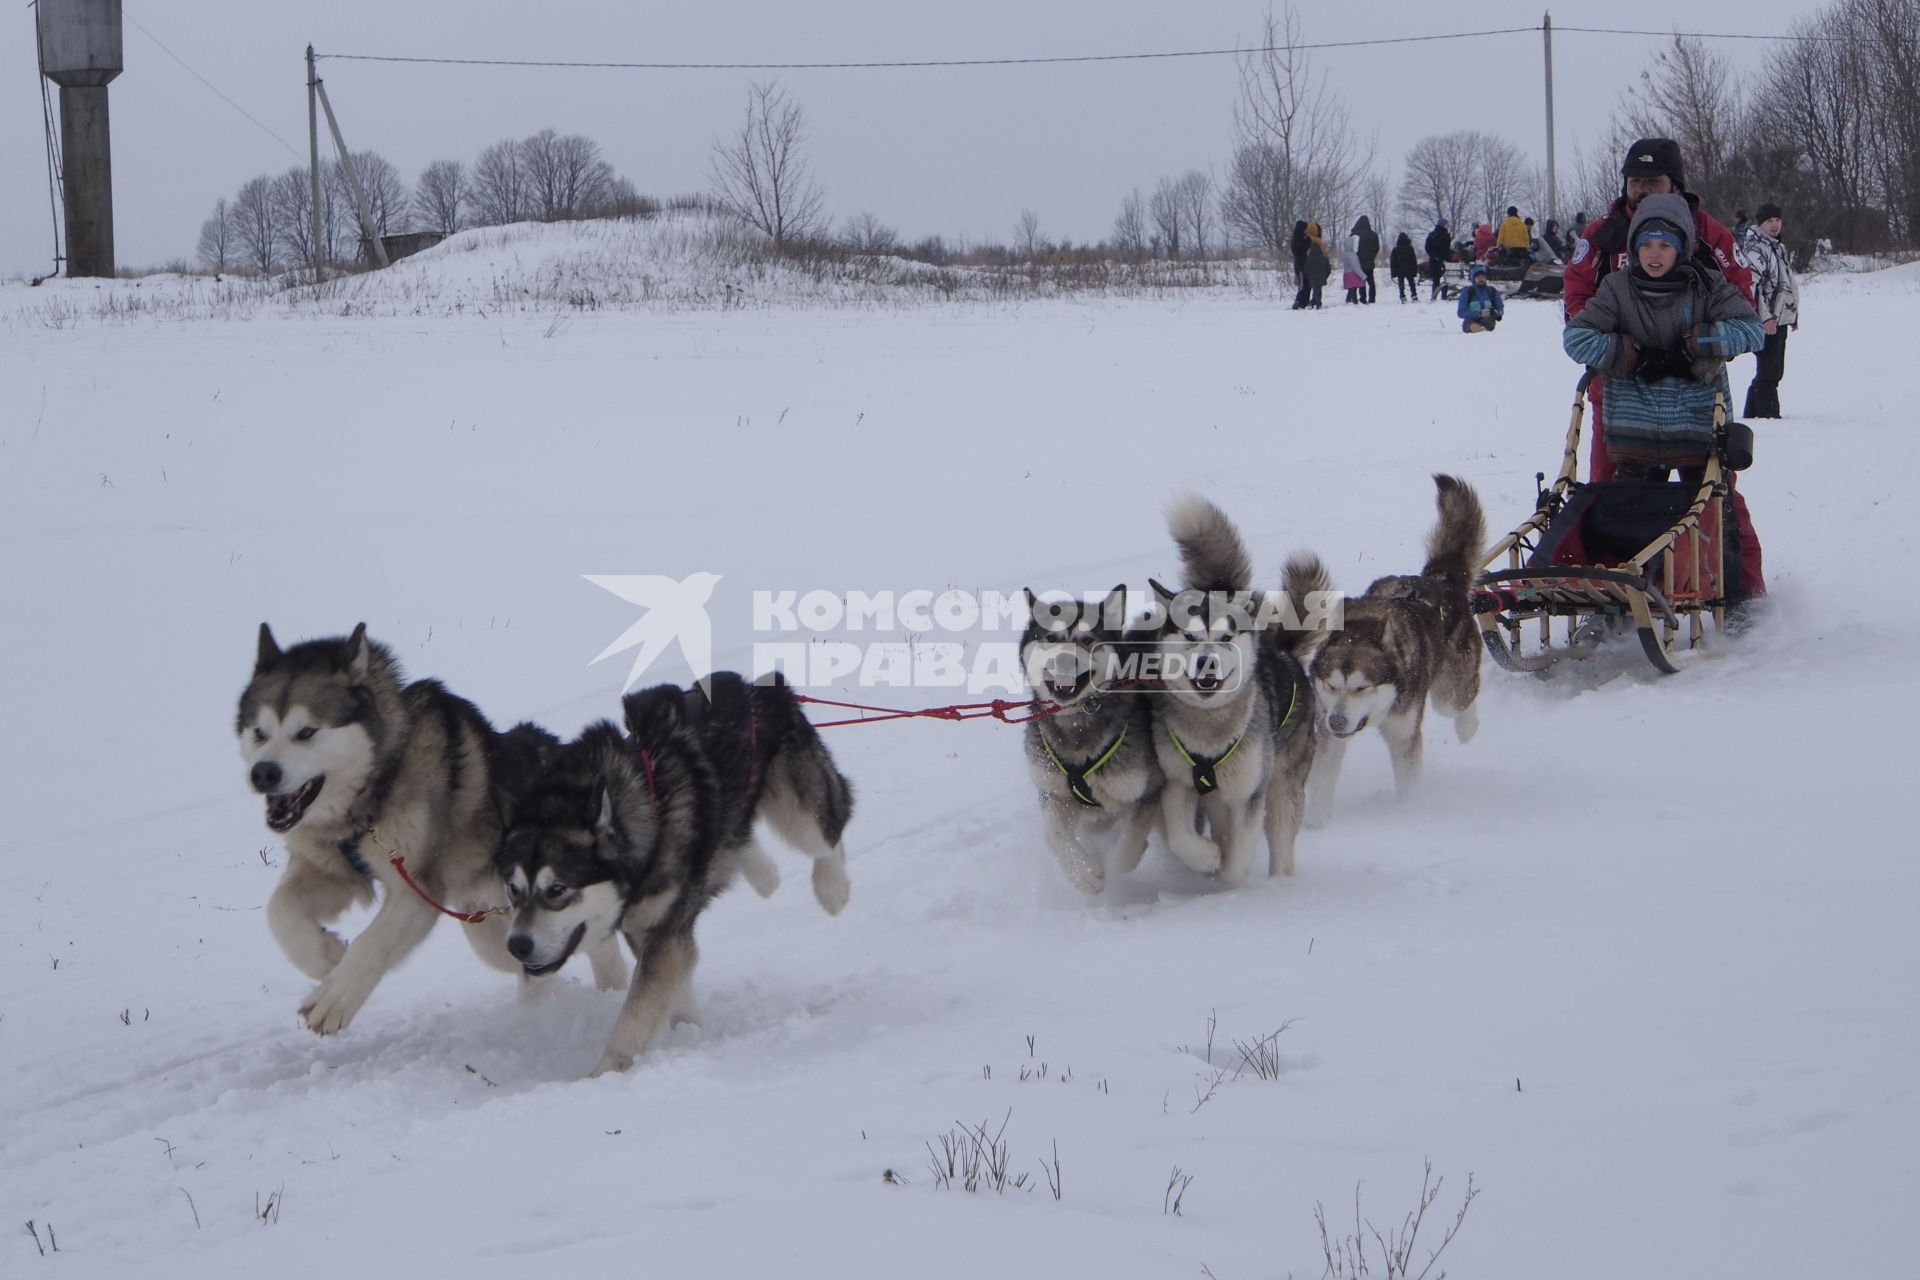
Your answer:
[316,29,1541,71]
[1557,25,1848,43]
[314,24,1846,72]
[124,10,302,157]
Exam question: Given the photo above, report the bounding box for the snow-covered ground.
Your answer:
[3,226,1915,1278]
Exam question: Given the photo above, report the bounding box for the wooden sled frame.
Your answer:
[1472,373,1731,675]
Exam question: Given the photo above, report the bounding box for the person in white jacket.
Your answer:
[1739,202,1800,418]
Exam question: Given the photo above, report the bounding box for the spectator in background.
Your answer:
[1457,263,1505,332]
[1302,221,1331,309]
[1389,231,1421,302]
[1289,219,1310,298]
[1424,218,1453,300]
[1351,215,1380,303]
[1497,206,1532,265]
[1473,220,1497,261]
[1739,202,1800,418]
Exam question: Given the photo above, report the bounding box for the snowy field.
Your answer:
[3,223,1916,1278]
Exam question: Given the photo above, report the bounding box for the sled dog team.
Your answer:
[236,475,1483,1075]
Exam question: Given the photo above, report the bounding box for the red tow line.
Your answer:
[794,693,1061,728]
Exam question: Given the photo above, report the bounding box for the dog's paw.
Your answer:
[738,843,781,898]
[1168,833,1223,875]
[812,854,851,916]
[299,971,369,1036]
[590,1050,634,1078]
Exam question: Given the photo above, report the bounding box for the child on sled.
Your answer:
[1562,193,1763,480]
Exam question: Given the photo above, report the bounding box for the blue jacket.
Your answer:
[1457,282,1504,322]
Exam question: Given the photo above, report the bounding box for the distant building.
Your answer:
[358,231,444,266]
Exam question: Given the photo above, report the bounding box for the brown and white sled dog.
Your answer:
[495,672,853,1075]
[1148,499,1327,882]
[1019,585,1162,893]
[1305,475,1486,821]
[236,623,595,1034]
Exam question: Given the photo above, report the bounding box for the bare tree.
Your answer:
[345,150,408,236]
[231,174,279,274]
[1473,134,1530,226]
[520,129,615,221]
[709,80,826,247]
[1111,187,1149,259]
[1619,35,1742,210]
[599,176,657,220]
[414,159,468,235]
[1013,208,1046,259]
[1149,176,1183,257]
[1398,132,1468,230]
[1219,3,1375,252]
[271,166,315,270]
[196,197,233,271]
[1173,169,1215,258]
[471,137,531,227]
[841,211,898,254]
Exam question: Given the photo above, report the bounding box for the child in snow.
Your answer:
[1562,193,1763,477]
[1389,232,1420,302]
[1457,264,1504,332]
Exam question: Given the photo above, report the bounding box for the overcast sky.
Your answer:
[3,1,1810,278]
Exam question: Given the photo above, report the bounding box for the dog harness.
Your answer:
[1168,673,1303,796]
[1041,723,1130,807]
[1168,728,1243,796]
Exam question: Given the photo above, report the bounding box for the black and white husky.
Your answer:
[1019,585,1162,893]
[1147,500,1327,882]
[495,672,853,1075]
[236,623,558,1034]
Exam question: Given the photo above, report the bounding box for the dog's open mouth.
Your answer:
[1045,671,1093,703]
[1331,717,1369,739]
[1191,672,1225,694]
[521,922,587,976]
[265,775,325,832]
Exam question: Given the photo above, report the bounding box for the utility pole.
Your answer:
[307,45,324,283]
[1543,13,1558,226]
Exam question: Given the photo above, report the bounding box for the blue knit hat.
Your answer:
[1633,221,1686,253]
[1469,263,1489,280]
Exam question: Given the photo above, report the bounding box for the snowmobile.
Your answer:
[1472,372,1754,675]
[1439,241,1566,301]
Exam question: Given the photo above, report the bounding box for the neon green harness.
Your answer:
[1169,676,1301,796]
[1043,723,1130,808]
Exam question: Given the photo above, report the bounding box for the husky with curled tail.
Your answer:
[1147,499,1327,882]
[1306,474,1486,821]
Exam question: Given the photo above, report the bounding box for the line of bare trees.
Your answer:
[196,130,647,274]
[1566,3,1920,255]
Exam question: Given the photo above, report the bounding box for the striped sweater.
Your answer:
[1564,264,1763,468]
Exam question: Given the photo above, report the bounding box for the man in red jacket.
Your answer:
[1564,137,1765,605]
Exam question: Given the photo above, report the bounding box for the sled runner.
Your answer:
[1472,373,1754,675]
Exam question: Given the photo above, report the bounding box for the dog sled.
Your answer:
[1472,372,1754,675]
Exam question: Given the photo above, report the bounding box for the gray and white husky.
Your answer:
[1306,474,1486,820]
[495,671,853,1075]
[236,623,559,1034]
[1148,500,1327,882]
[1019,585,1162,893]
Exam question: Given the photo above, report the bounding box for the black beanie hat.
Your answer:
[1621,138,1685,185]
[1756,201,1783,223]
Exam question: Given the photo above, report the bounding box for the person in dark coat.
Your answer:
[1388,232,1420,302]
[1351,215,1381,303]
[1422,219,1453,300]
[1289,220,1310,304]
[1302,221,1331,309]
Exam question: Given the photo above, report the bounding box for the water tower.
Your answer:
[37,0,123,277]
